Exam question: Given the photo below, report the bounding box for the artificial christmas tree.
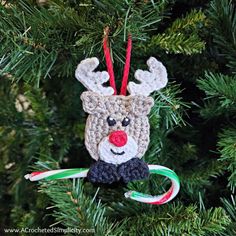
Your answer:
[0,0,235,235]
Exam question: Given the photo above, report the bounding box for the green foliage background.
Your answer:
[0,0,235,235]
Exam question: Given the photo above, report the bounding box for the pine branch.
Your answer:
[218,127,236,191]
[221,195,236,236]
[117,203,231,236]
[197,72,236,118]
[198,72,236,102]
[199,99,236,119]
[151,32,205,55]
[39,179,125,235]
[167,9,207,33]
[208,0,236,73]
[150,83,189,131]
[150,9,206,55]
[145,84,189,165]
[179,160,226,194]
[0,0,172,86]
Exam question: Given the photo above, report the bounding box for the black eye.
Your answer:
[122,117,130,126]
[107,116,116,126]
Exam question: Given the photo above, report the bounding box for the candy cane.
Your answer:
[25,165,180,205]
[125,165,180,204]
[24,168,89,181]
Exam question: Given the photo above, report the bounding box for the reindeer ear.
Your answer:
[130,96,154,116]
[80,91,106,114]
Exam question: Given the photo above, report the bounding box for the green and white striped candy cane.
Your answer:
[25,164,180,205]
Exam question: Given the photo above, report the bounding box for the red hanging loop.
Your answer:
[103,27,132,96]
[103,27,117,95]
[120,34,132,96]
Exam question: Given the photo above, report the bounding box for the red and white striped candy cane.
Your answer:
[25,165,180,205]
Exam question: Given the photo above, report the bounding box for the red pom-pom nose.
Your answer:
[109,130,128,147]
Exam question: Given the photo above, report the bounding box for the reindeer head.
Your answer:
[75,57,167,165]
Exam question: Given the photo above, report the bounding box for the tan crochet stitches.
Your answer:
[81,91,154,162]
[76,57,168,165]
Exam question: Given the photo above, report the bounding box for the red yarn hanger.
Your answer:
[103,27,117,95]
[120,34,132,96]
[103,27,132,96]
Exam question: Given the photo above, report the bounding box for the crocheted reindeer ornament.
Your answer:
[75,37,168,184]
[24,33,180,204]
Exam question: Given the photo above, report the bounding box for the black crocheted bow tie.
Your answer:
[87,158,149,184]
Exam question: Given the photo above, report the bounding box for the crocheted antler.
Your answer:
[127,57,168,96]
[75,57,114,96]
